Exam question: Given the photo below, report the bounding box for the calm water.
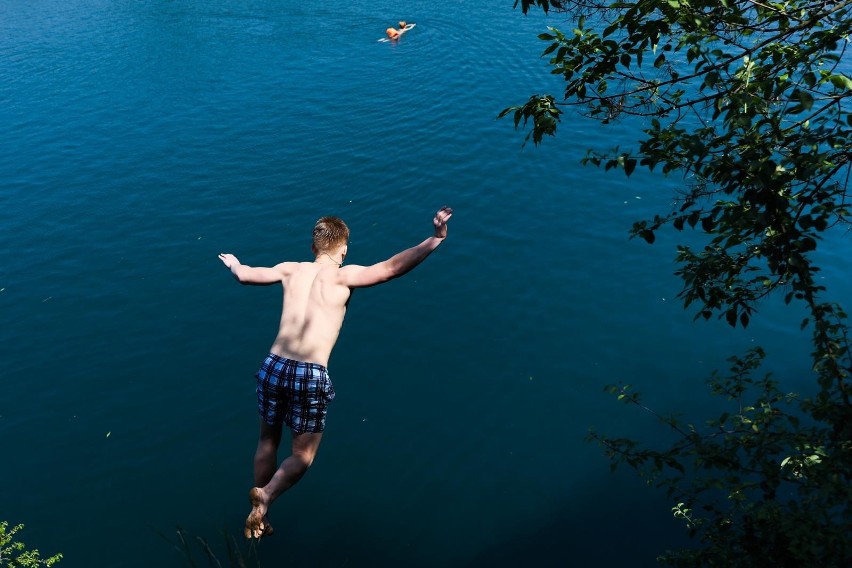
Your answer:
[2,1,850,566]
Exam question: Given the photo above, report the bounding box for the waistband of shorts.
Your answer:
[265,352,328,372]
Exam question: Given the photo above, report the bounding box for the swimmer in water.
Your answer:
[386,20,415,41]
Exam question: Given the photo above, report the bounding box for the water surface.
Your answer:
[1,1,850,566]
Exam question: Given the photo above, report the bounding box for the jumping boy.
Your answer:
[218,206,453,538]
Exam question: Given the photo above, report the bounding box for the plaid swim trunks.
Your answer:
[255,353,336,433]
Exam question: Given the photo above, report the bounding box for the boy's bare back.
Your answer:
[267,261,352,367]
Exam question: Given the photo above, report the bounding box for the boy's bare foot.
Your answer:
[245,487,269,539]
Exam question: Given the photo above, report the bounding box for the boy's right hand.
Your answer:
[219,253,240,269]
[433,206,453,239]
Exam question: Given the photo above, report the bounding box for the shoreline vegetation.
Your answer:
[508,1,852,565]
[0,521,62,567]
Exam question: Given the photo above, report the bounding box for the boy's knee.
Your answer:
[293,450,315,470]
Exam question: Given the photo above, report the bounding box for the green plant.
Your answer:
[589,346,852,566]
[0,522,62,567]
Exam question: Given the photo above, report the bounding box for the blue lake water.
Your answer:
[2,1,851,566]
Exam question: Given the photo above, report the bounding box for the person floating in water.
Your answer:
[218,206,453,539]
[386,20,415,40]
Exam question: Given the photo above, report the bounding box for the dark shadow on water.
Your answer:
[463,485,689,567]
[222,475,690,567]
[158,465,689,567]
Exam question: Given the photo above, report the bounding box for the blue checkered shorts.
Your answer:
[255,353,336,434]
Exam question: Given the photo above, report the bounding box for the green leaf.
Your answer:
[703,71,719,89]
[795,89,815,111]
[687,211,700,228]
[725,309,737,327]
[829,74,852,90]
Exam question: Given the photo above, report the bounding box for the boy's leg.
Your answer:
[254,419,283,487]
[246,431,324,538]
[264,430,323,500]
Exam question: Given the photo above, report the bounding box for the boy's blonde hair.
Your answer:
[312,216,349,252]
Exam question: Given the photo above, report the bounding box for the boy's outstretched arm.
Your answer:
[218,253,293,285]
[338,206,453,289]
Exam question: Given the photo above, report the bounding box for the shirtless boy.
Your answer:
[218,206,453,539]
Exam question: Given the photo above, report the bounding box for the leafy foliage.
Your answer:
[589,346,852,566]
[507,0,852,329]
[504,0,852,565]
[0,522,62,568]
